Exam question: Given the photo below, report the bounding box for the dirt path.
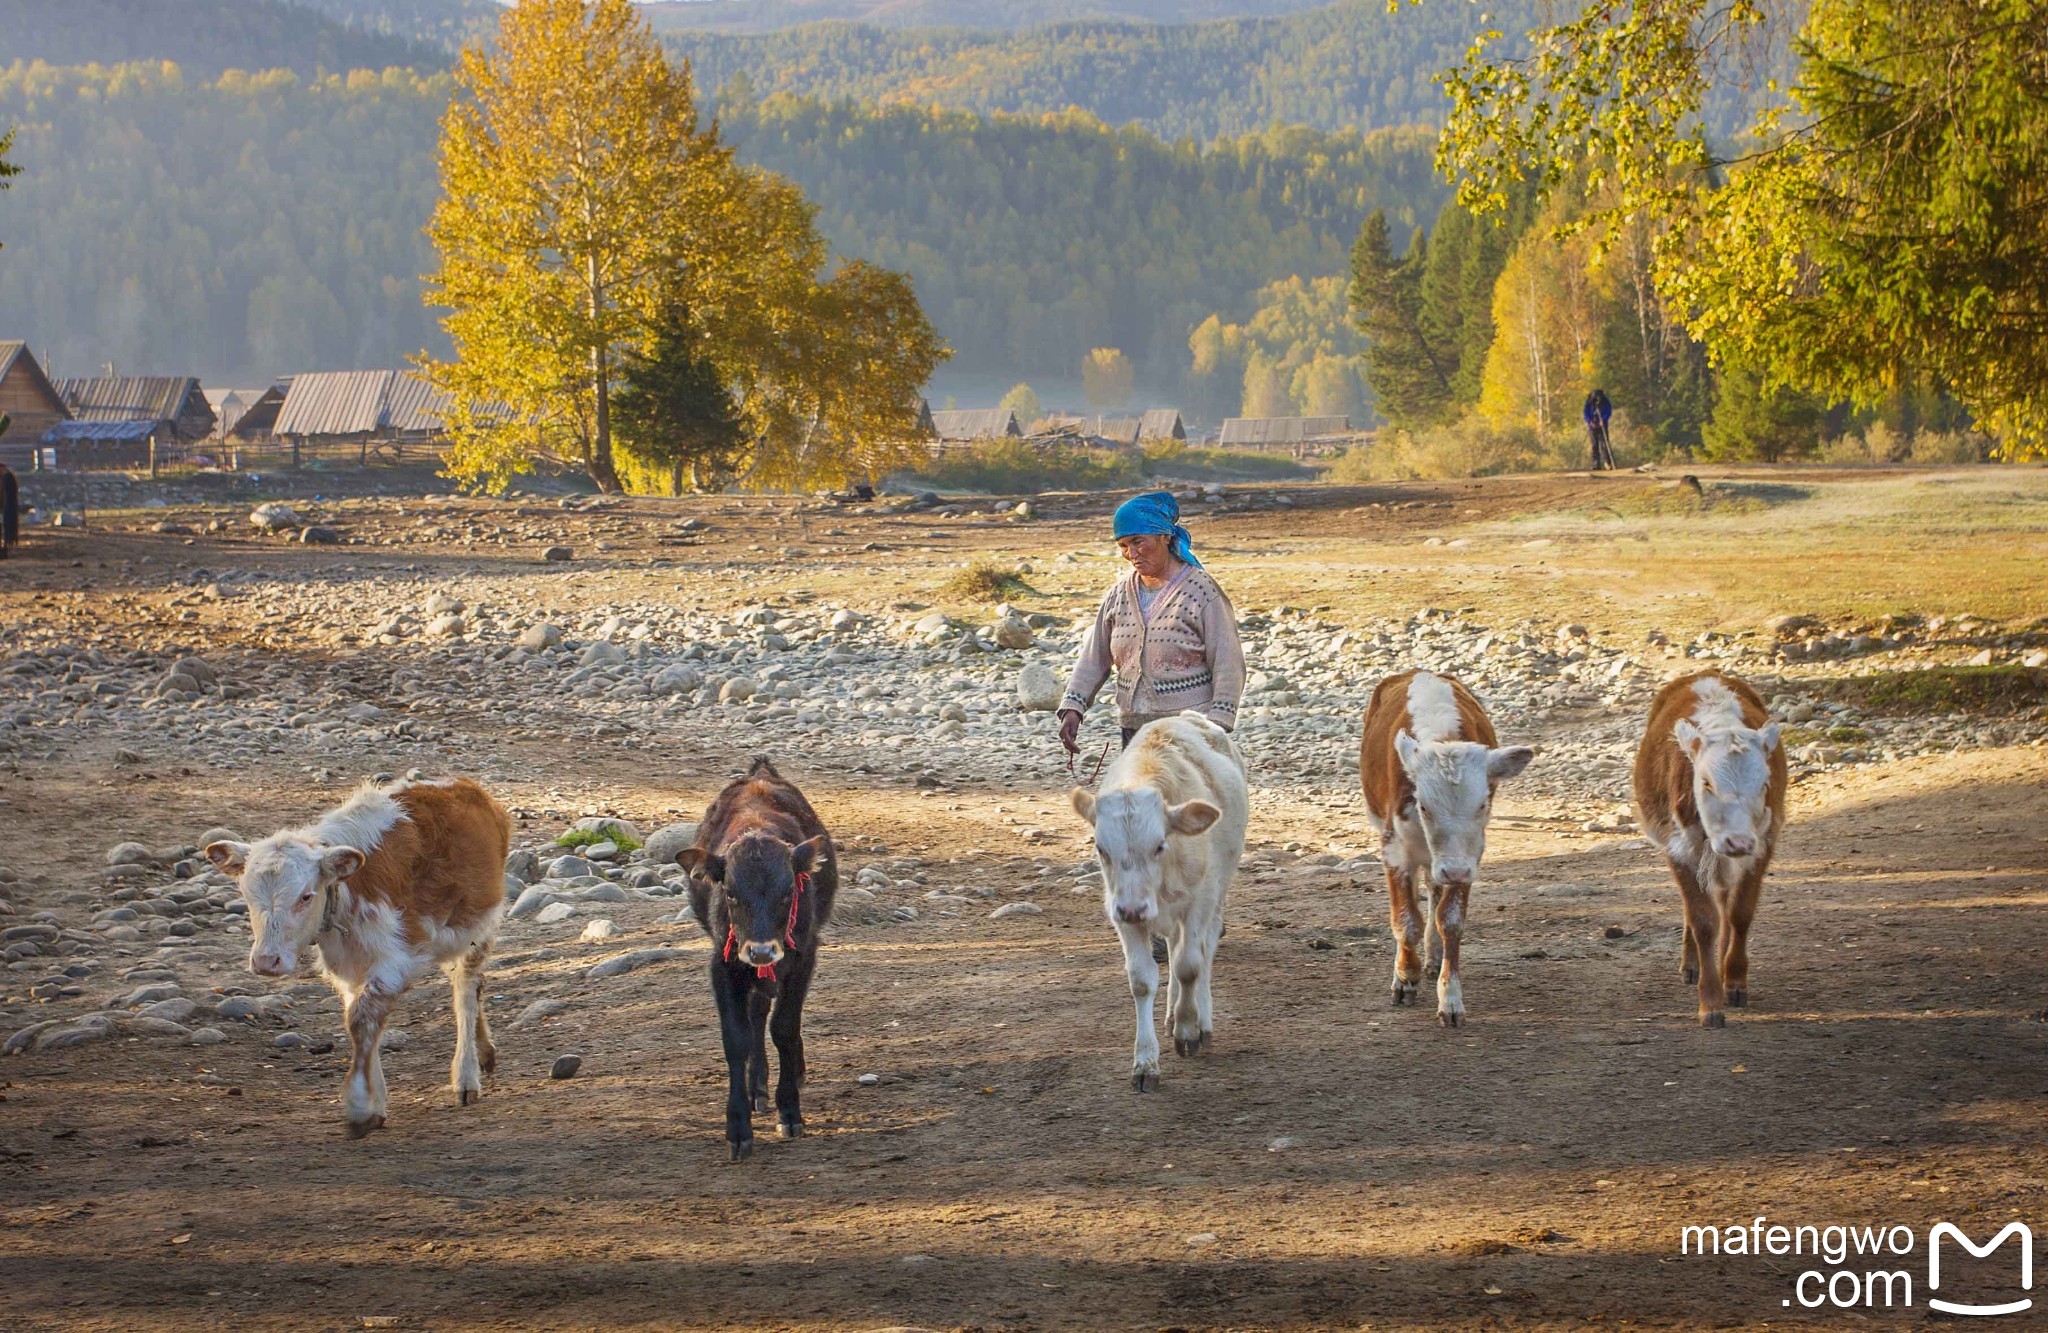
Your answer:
[4,736,2045,1330]
[3,469,2047,1329]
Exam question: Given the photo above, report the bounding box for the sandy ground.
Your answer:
[3,468,2046,1330]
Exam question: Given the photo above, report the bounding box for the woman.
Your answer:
[1058,490,1245,755]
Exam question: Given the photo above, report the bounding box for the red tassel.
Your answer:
[726,870,809,981]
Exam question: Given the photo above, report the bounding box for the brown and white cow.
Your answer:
[1634,671,1787,1028]
[206,777,510,1137]
[1360,670,1534,1027]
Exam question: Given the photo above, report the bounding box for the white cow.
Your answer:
[1072,711,1249,1091]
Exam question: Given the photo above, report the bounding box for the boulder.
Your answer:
[299,525,341,545]
[542,545,573,562]
[505,848,542,884]
[569,815,641,842]
[579,641,627,667]
[426,612,467,639]
[249,502,299,531]
[423,592,465,616]
[1016,662,1062,712]
[652,664,704,696]
[642,821,700,866]
[992,615,1034,650]
[518,622,564,651]
[535,901,578,925]
[106,842,153,867]
[719,676,757,703]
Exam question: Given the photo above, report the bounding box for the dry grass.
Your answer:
[940,560,1036,602]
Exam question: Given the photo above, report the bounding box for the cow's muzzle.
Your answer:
[739,940,785,968]
[1715,834,1757,858]
[1113,901,1156,925]
[250,949,293,977]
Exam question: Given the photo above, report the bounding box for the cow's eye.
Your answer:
[1155,842,1166,856]
[297,891,316,907]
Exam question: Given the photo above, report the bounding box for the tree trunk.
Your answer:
[586,251,620,494]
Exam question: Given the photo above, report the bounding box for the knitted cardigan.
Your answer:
[1061,567,1245,731]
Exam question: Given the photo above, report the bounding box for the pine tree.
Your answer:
[612,305,743,495]
[1348,209,1454,429]
[1699,362,1826,463]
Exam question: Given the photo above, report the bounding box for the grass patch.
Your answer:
[555,827,643,854]
[1603,480,1812,518]
[1824,665,2048,716]
[941,561,1036,602]
[1142,440,1313,482]
[910,439,1141,494]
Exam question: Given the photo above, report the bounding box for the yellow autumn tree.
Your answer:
[1476,214,1604,440]
[1081,347,1134,409]
[424,0,944,493]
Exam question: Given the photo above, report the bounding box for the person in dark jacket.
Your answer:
[1583,389,1616,470]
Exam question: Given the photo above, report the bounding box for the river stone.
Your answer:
[584,947,686,980]
[426,612,467,639]
[249,502,299,531]
[580,918,620,942]
[535,901,579,926]
[505,849,541,884]
[992,615,1034,650]
[990,902,1044,919]
[542,545,573,562]
[187,1027,227,1046]
[106,842,152,867]
[1016,662,1061,712]
[643,822,700,866]
[518,622,564,651]
[423,591,464,616]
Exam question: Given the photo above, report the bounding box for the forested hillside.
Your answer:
[0,0,447,78]
[641,0,1331,33]
[289,0,503,47]
[677,0,1535,140]
[0,62,1442,399]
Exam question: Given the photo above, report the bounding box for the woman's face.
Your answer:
[1117,532,1174,580]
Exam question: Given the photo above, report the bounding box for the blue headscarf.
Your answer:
[1112,491,1200,568]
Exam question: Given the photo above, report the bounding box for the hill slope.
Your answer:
[670,0,1537,141]
[0,64,1442,397]
[641,0,1332,33]
[0,0,449,76]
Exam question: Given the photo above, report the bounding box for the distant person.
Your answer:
[1058,491,1245,756]
[1584,388,1616,470]
[0,461,17,560]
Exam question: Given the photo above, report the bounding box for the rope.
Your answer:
[722,870,809,980]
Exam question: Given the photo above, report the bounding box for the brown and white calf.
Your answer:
[1634,671,1786,1028]
[206,776,511,1136]
[1360,671,1534,1027]
[1072,711,1248,1091]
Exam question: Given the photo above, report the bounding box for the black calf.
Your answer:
[676,756,838,1161]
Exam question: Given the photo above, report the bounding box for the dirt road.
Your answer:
[3,470,2046,1329]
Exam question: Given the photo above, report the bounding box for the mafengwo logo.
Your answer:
[1678,1217,2032,1314]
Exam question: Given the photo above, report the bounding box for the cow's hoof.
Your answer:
[1727,987,1748,1007]
[1391,980,1417,1006]
[1132,1069,1159,1092]
[729,1138,753,1162]
[1425,961,1442,982]
[459,1087,481,1107]
[777,1117,803,1139]
[1150,937,1168,964]
[479,1049,497,1075]
[1682,965,1699,985]
[750,1091,769,1114]
[1437,1010,1462,1028]
[1700,1010,1726,1029]
[346,1115,385,1140]
[1174,1032,1210,1057]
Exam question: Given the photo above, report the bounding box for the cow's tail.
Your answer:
[0,467,16,553]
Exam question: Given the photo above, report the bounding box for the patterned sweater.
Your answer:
[1061,567,1246,731]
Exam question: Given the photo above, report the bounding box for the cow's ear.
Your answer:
[1758,721,1782,752]
[1673,718,1705,759]
[204,840,250,875]
[1487,745,1535,782]
[1167,800,1220,836]
[791,835,828,875]
[677,849,725,883]
[317,846,364,884]
[1070,787,1098,825]
[1394,730,1422,774]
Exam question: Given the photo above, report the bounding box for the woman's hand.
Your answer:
[1057,709,1082,754]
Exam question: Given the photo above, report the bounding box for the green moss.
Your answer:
[1825,665,2048,716]
[555,827,643,854]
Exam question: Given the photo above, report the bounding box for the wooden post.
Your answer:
[148,432,159,479]
[292,437,301,470]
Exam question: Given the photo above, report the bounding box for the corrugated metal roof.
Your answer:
[273,370,452,438]
[930,408,1021,441]
[1139,408,1186,440]
[56,376,204,425]
[1218,415,1351,445]
[43,420,159,442]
